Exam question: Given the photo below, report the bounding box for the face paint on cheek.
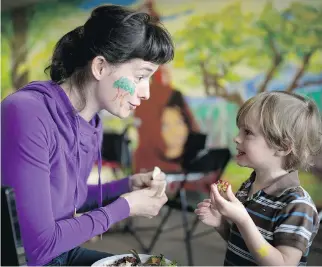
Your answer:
[110,88,120,101]
[109,77,136,107]
[119,92,130,107]
[113,77,136,96]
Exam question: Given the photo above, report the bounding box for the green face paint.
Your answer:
[113,77,136,96]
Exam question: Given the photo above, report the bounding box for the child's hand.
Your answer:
[195,191,223,227]
[211,183,249,226]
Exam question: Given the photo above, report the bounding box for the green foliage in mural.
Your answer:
[1,0,87,99]
[174,1,322,106]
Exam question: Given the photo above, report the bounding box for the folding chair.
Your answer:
[101,131,152,250]
[1,186,26,266]
[101,131,132,178]
[143,148,232,266]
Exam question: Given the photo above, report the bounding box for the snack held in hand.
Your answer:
[153,166,166,197]
[215,179,230,198]
[153,166,161,179]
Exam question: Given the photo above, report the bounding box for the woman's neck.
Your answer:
[60,80,99,122]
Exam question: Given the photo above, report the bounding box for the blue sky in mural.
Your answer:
[79,0,136,10]
[186,68,321,106]
[79,0,194,20]
[243,66,322,100]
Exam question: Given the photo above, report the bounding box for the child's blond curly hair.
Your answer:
[236,91,322,171]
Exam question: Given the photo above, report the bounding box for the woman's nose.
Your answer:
[137,83,150,100]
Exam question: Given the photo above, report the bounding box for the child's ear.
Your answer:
[275,140,292,157]
[275,150,289,157]
[275,146,292,157]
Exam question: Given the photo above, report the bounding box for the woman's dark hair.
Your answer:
[45,4,174,109]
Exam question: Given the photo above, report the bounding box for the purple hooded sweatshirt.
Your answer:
[1,81,130,265]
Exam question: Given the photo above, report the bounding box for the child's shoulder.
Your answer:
[280,186,317,209]
[277,186,319,228]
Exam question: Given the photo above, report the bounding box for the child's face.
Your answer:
[233,122,282,171]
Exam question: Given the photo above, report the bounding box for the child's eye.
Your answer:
[245,129,253,135]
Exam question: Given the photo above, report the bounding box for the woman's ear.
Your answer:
[91,56,110,80]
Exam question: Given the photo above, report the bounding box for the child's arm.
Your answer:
[214,219,231,242]
[237,215,302,265]
[237,197,319,265]
[211,184,319,265]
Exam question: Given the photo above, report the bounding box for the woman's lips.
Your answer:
[129,103,138,110]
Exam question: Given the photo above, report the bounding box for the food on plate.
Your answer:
[103,249,177,266]
[109,256,137,266]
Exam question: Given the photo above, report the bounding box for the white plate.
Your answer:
[92,254,172,266]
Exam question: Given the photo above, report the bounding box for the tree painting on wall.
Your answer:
[1,0,88,98]
[173,1,322,106]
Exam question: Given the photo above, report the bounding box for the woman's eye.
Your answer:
[137,76,144,82]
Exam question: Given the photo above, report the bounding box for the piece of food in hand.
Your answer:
[156,182,167,197]
[153,166,161,179]
[152,166,166,197]
[216,179,229,193]
[215,179,230,199]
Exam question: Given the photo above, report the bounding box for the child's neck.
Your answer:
[251,168,288,194]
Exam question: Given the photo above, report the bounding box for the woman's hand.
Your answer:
[121,188,168,218]
[129,168,167,196]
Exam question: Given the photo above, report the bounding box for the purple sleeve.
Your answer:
[87,177,131,204]
[1,100,130,266]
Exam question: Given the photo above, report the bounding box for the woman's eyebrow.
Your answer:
[139,67,154,72]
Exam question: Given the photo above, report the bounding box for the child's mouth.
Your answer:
[237,150,246,157]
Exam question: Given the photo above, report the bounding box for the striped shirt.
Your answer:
[224,171,320,266]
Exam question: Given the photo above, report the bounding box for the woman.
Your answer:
[1,4,174,266]
[134,88,199,173]
[160,90,196,163]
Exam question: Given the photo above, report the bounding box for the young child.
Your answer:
[195,91,322,266]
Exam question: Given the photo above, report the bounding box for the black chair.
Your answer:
[142,148,232,266]
[1,186,26,266]
[101,130,151,249]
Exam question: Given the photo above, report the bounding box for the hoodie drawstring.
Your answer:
[74,115,103,240]
[74,115,81,217]
[97,136,103,240]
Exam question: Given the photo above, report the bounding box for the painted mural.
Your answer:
[1,0,322,206]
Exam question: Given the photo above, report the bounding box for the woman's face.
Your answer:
[92,57,159,119]
[161,107,189,158]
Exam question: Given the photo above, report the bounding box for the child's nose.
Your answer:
[234,135,241,144]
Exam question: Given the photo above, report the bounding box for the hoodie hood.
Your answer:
[20,80,103,215]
